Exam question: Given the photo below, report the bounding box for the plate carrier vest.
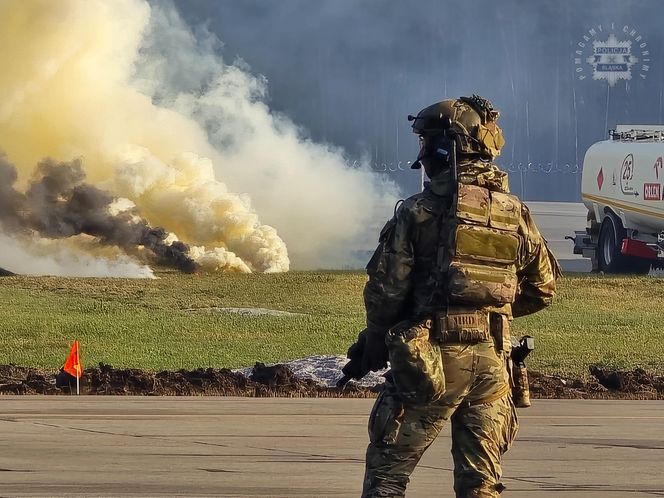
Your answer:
[439,182,522,307]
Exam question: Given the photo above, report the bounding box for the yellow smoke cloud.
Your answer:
[0,0,398,275]
[0,0,288,273]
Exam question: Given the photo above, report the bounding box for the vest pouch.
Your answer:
[489,191,521,231]
[386,318,445,405]
[455,225,520,265]
[456,183,489,224]
[448,261,518,306]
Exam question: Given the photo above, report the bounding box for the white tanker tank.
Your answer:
[570,125,664,273]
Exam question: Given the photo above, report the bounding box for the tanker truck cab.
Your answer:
[570,125,664,274]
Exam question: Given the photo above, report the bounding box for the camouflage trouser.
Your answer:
[362,340,518,498]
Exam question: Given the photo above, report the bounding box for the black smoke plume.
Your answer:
[0,156,199,273]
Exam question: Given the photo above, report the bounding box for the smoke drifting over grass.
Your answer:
[0,0,397,276]
[0,233,155,279]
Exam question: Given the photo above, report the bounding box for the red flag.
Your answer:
[63,340,82,379]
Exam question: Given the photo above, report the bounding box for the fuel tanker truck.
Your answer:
[570,125,664,274]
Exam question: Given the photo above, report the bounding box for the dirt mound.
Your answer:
[85,362,363,396]
[0,365,60,394]
[589,366,664,398]
[0,363,376,397]
[529,370,609,399]
[250,362,307,388]
[2,363,664,399]
[527,366,664,400]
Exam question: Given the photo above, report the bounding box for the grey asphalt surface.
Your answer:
[2,397,663,498]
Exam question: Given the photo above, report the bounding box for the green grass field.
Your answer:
[1,271,662,377]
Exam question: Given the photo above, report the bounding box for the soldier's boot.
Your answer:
[457,482,506,498]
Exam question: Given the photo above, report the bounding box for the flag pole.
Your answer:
[63,339,82,395]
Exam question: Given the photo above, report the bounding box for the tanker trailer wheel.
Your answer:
[598,213,650,274]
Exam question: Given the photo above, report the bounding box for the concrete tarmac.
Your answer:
[2,397,664,498]
[527,202,591,273]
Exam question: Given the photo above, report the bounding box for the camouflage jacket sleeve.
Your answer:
[363,202,415,331]
[512,204,561,318]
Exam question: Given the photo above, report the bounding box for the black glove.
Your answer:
[338,327,388,386]
[360,327,389,373]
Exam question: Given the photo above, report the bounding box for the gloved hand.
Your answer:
[337,334,365,387]
[338,326,390,387]
[342,327,388,379]
[360,326,389,373]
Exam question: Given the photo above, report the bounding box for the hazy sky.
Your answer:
[169,0,664,201]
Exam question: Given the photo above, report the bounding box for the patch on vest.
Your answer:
[489,191,520,231]
[457,184,489,224]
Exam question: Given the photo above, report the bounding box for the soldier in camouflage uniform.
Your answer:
[347,96,559,497]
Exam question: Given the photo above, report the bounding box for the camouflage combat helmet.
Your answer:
[408,95,505,168]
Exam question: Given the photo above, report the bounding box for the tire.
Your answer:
[598,213,651,274]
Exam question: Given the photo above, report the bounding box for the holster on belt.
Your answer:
[435,309,492,344]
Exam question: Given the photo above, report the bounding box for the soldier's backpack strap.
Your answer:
[427,144,458,310]
[427,188,456,310]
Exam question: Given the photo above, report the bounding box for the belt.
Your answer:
[434,308,510,346]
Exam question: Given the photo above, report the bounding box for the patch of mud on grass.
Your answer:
[184,307,307,317]
[2,362,664,399]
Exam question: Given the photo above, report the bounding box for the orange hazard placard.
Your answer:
[63,340,83,379]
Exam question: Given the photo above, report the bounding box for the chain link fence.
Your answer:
[361,161,583,201]
[362,161,581,174]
